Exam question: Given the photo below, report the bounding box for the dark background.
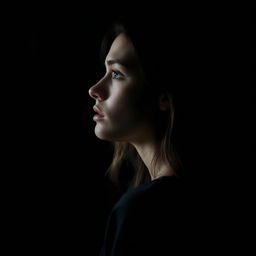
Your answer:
[4,5,253,255]
[7,6,116,255]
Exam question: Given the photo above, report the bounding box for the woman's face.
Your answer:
[88,33,155,142]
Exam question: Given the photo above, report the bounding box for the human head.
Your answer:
[89,16,183,186]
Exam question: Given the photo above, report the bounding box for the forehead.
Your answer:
[106,33,138,64]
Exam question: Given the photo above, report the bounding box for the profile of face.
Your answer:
[88,33,156,142]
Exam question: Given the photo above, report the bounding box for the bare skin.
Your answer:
[89,33,173,180]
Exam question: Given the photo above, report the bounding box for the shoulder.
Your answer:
[107,176,189,253]
[101,177,193,255]
[112,175,187,222]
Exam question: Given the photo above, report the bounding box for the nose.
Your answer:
[88,78,106,102]
[88,86,100,100]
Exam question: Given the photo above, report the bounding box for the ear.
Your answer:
[158,93,170,112]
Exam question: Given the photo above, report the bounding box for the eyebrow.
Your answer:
[105,59,127,68]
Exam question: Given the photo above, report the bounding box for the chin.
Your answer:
[94,129,106,140]
[94,121,137,142]
[94,127,113,141]
[94,129,125,142]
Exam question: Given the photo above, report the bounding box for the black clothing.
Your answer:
[100,176,193,255]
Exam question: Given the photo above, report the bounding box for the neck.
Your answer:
[131,139,174,180]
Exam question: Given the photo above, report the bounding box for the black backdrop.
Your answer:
[9,7,116,255]
[5,5,253,255]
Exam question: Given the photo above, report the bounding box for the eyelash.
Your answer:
[111,70,124,80]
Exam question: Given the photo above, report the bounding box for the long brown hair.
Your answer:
[99,16,183,188]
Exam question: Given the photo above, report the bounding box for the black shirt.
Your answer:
[100,176,192,255]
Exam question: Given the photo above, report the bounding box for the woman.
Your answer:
[88,16,191,255]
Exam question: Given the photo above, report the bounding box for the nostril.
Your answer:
[92,92,99,100]
[89,89,103,101]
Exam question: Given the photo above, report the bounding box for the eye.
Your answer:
[112,70,124,80]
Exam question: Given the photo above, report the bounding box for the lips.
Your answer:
[93,105,104,117]
[93,105,105,122]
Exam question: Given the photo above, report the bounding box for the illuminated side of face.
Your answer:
[88,33,155,143]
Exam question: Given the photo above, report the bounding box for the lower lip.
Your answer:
[93,114,105,121]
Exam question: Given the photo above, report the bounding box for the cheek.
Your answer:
[94,81,156,141]
[108,84,143,121]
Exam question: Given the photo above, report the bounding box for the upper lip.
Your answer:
[93,105,104,116]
